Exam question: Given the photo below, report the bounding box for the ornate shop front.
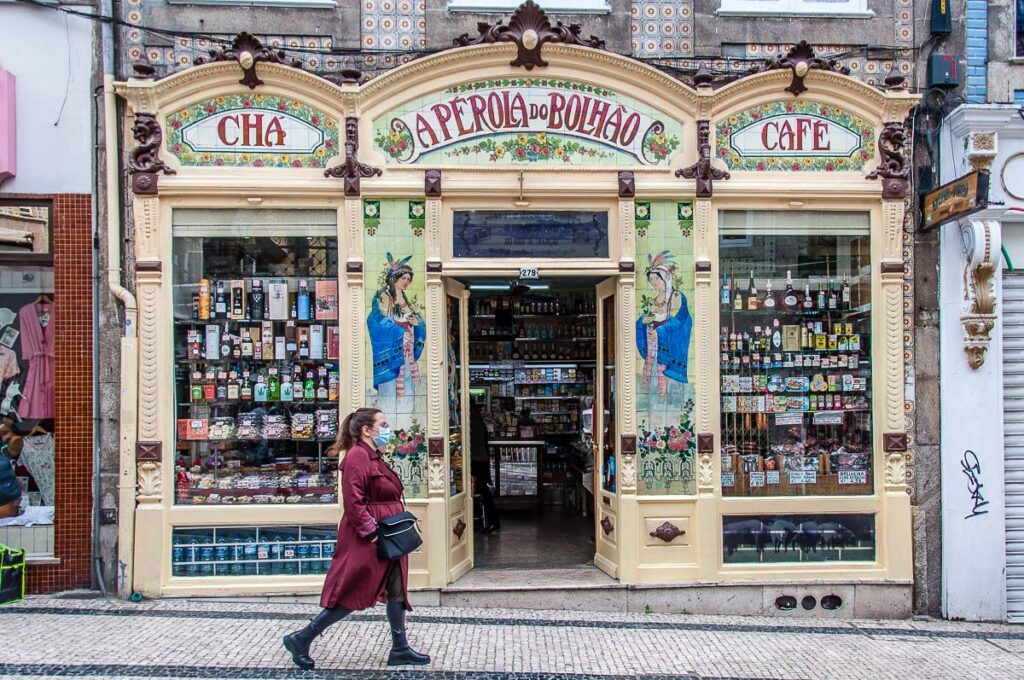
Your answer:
[114,7,918,614]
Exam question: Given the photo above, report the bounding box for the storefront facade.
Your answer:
[115,26,917,614]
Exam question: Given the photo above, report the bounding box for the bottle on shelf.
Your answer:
[828,278,838,310]
[802,279,815,310]
[220,323,232,359]
[214,281,228,319]
[721,271,732,308]
[783,271,798,309]
[249,279,265,320]
[297,279,311,320]
[841,274,852,309]
[762,279,777,310]
[198,279,211,320]
[746,271,758,311]
[816,279,827,310]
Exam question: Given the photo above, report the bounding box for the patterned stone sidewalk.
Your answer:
[1,594,1023,679]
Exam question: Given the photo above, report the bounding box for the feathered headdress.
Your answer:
[646,250,676,277]
[384,251,413,278]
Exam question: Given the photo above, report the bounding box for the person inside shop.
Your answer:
[517,407,535,428]
[283,408,430,670]
[470,403,500,534]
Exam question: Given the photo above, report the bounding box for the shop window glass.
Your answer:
[635,201,697,495]
[723,514,875,564]
[453,210,609,259]
[718,211,872,497]
[171,524,337,577]
[447,296,464,496]
[172,209,340,506]
[363,200,429,497]
[0,202,55,555]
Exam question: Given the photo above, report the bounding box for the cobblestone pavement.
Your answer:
[2,594,1024,679]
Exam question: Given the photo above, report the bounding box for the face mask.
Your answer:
[372,426,393,448]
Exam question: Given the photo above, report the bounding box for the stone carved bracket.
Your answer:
[698,453,714,489]
[649,521,685,543]
[748,40,850,97]
[425,169,442,197]
[137,461,162,501]
[675,121,729,198]
[453,0,605,71]
[128,113,176,196]
[885,451,907,487]
[867,121,910,199]
[324,118,383,196]
[963,261,997,369]
[194,32,302,90]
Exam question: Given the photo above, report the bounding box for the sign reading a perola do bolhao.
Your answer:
[715,101,876,172]
[373,78,684,166]
[166,94,339,168]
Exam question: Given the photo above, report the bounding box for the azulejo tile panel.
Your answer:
[631,0,695,58]
[361,0,426,51]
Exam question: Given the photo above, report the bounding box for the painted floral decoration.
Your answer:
[375,122,414,161]
[677,201,694,237]
[409,201,426,236]
[635,202,651,236]
[452,133,616,164]
[165,94,338,169]
[444,78,614,97]
[714,101,875,172]
[642,126,681,163]
[638,400,698,490]
[364,200,381,235]
[380,420,428,468]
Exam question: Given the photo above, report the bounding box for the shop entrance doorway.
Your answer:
[444,276,618,580]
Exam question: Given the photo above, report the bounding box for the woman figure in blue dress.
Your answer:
[637,250,692,395]
[368,253,425,398]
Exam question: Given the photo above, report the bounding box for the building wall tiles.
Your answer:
[631,0,694,58]
[965,0,988,101]
[361,0,427,51]
[4,194,94,594]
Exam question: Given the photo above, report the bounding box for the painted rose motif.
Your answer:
[374,121,414,161]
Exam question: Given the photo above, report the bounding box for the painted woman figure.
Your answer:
[368,253,425,397]
[637,250,692,395]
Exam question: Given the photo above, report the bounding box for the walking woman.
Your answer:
[283,407,430,669]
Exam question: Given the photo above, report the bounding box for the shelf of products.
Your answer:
[171,525,337,577]
[173,229,340,506]
[719,225,873,497]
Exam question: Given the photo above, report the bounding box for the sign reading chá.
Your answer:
[374,79,683,166]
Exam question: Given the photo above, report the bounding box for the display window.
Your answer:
[718,211,873,497]
[171,524,337,577]
[172,209,340,506]
[722,513,876,564]
[0,201,55,548]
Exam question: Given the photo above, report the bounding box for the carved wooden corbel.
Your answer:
[324,118,383,196]
[675,121,729,198]
[194,32,302,90]
[963,261,997,369]
[866,121,910,199]
[128,113,176,196]
[453,0,605,71]
[649,521,685,543]
[748,40,850,96]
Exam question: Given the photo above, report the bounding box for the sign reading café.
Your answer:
[372,78,685,166]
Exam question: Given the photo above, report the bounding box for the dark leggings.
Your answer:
[384,560,404,603]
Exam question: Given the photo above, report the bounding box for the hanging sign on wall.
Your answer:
[714,101,875,172]
[373,78,684,166]
[165,94,339,168]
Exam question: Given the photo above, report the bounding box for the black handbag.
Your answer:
[374,510,422,561]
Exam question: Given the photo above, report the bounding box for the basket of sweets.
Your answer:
[315,409,339,440]
[237,413,262,440]
[262,414,290,439]
[291,413,315,440]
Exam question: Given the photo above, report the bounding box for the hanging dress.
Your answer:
[17,301,54,420]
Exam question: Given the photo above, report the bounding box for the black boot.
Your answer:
[283,606,351,670]
[386,601,430,666]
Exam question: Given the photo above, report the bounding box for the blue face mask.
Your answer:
[372,426,393,449]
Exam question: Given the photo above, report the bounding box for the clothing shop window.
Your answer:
[718,210,873,497]
[0,201,55,556]
[717,0,872,17]
[172,209,340,506]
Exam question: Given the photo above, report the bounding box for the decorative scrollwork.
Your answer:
[194,32,302,90]
[128,114,175,195]
[324,118,382,196]
[675,121,729,198]
[600,516,614,536]
[453,1,605,71]
[453,519,467,540]
[649,521,685,543]
[867,122,910,199]
[747,40,850,97]
[963,260,997,369]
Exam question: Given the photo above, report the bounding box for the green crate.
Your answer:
[0,544,26,606]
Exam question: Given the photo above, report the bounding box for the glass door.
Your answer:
[594,277,619,577]
[445,278,473,580]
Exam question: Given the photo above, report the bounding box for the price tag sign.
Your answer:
[766,470,780,484]
[721,472,735,487]
[775,413,803,426]
[749,471,766,488]
[839,470,868,485]
[788,470,817,485]
[519,267,539,280]
[812,411,845,426]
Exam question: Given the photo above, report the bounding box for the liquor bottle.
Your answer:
[304,370,316,401]
[190,371,204,403]
[232,334,242,360]
[841,274,851,309]
[747,272,758,310]
[214,281,228,318]
[198,279,211,320]
[783,271,798,309]
[215,371,228,401]
[802,280,814,310]
[316,370,328,401]
[268,369,281,401]
[220,324,232,359]
[204,369,216,402]
[280,371,294,402]
[828,279,838,310]
[721,271,732,307]
[240,371,253,401]
[290,297,298,320]
[192,294,200,321]
[227,371,240,401]
[816,280,827,310]
[241,331,254,358]
[299,333,310,360]
[249,280,265,321]
[733,286,744,311]
[230,280,245,319]
[762,280,777,310]
[297,280,311,321]
[254,374,268,402]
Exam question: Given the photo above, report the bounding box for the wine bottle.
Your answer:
[841,274,851,309]
[721,271,732,307]
[762,279,777,310]
[747,272,759,310]
[802,280,814,310]
[783,271,798,309]
[249,279,265,321]
[733,287,744,311]
[828,278,838,310]
[220,323,232,359]
[214,281,228,318]
[816,280,826,310]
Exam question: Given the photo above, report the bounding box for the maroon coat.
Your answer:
[320,440,411,611]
